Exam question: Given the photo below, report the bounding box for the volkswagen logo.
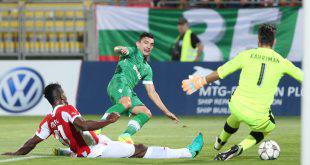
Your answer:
[0,67,45,113]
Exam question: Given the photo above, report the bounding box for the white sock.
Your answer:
[143,146,192,159]
[101,113,109,120]
[128,120,141,131]
[58,148,73,156]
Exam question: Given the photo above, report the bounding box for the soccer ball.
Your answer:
[258,140,280,160]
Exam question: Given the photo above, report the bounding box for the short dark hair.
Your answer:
[178,17,188,25]
[139,32,154,41]
[43,83,63,105]
[258,24,276,47]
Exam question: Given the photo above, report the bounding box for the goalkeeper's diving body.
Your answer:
[98,32,179,144]
[182,24,303,160]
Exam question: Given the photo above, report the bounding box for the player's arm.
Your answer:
[114,46,134,56]
[2,135,43,156]
[182,53,243,95]
[73,112,120,131]
[144,83,180,122]
[284,59,303,83]
[194,43,204,62]
[191,33,204,62]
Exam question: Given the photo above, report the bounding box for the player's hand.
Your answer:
[182,76,207,95]
[114,47,128,55]
[120,47,128,55]
[106,112,120,123]
[165,111,180,123]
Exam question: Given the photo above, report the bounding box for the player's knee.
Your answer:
[143,109,152,118]
[268,117,276,131]
[250,131,264,144]
[119,97,132,109]
[130,144,148,158]
[134,107,152,118]
[224,122,239,134]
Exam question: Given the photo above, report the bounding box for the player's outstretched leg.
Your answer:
[54,133,204,159]
[214,131,269,161]
[214,114,240,150]
[143,132,204,158]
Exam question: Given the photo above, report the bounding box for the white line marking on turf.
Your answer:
[0,156,50,163]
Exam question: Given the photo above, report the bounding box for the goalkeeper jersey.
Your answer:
[217,47,303,114]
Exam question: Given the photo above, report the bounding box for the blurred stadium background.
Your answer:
[0,0,303,61]
[0,0,302,116]
[0,0,307,164]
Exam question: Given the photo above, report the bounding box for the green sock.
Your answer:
[239,132,269,151]
[101,103,126,120]
[123,125,137,135]
[218,114,240,142]
[124,113,150,136]
[219,129,232,142]
[239,135,257,151]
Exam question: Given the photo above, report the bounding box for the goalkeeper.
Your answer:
[182,24,303,160]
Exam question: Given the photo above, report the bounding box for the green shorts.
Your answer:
[228,102,276,133]
[107,76,144,116]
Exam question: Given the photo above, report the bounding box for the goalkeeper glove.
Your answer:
[182,76,207,95]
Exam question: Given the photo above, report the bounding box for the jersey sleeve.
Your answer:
[190,33,201,48]
[283,59,304,83]
[217,52,245,79]
[142,65,153,85]
[35,116,51,140]
[62,105,82,123]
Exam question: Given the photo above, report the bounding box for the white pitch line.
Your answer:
[0,156,50,163]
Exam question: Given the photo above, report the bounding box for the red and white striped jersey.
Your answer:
[35,104,100,157]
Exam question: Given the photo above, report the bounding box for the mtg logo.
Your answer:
[0,67,45,113]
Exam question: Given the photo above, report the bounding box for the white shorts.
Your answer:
[97,134,112,143]
[87,135,135,158]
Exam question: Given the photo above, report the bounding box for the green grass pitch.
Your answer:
[0,116,300,165]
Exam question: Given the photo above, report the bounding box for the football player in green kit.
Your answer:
[182,24,303,160]
[98,32,179,144]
